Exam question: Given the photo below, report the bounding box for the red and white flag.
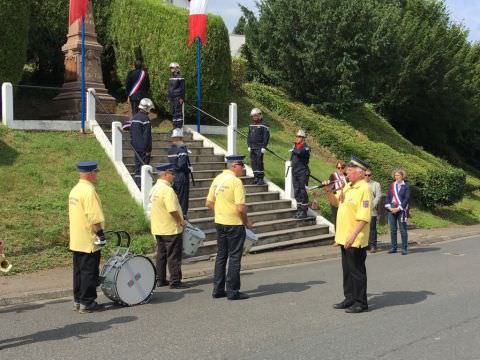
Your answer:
[188,0,208,46]
[69,0,88,25]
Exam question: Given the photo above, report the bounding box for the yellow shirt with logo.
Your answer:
[150,179,183,236]
[335,179,372,248]
[207,169,246,226]
[69,179,105,253]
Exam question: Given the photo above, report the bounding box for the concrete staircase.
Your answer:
[113,132,334,257]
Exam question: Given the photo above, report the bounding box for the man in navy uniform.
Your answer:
[247,108,270,185]
[290,129,311,219]
[126,60,150,114]
[130,98,153,186]
[168,128,192,218]
[168,62,185,129]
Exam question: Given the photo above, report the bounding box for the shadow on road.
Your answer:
[368,290,435,310]
[409,246,441,253]
[184,271,254,288]
[247,280,326,298]
[149,288,204,304]
[0,299,70,315]
[0,316,137,350]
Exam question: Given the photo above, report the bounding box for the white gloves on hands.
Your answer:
[261,148,266,154]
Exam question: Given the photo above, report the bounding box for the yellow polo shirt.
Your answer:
[335,179,372,248]
[69,179,105,253]
[207,169,246,225]
[150,179,183,236]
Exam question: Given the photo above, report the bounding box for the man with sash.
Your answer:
[247,108,270,185]
[168,128,192,218]
[206,155,253,300]
[150,163,189,289]
[126,60,150,115]
[323,156,372,313]
[168,62,186,129]
[130,98,153,186]
[290,130,311,219]
[385,168,411,255]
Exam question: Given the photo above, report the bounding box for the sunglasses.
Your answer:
[233,163,245,168]
[365,174,372,177]
[336,166,345,169]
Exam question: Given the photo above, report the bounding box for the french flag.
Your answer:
[188,0,208,46]
[69,0,88,25]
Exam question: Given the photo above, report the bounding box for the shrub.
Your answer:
[231,57,247,90]
[107,0,232,118]
[0,0,30,84]
[419,168,466,208]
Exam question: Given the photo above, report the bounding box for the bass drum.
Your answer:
[100,254,156,306]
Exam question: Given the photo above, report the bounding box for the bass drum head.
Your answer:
[115,255,156,306]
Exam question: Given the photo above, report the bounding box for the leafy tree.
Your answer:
[233,15,246,35]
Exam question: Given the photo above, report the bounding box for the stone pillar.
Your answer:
[228,103,237,155]
[53,1,116,119]
[1,82,13,127]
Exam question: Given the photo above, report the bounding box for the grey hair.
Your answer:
[392,168,407,179]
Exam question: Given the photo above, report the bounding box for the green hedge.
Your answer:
[107,0,232,118]
[243,82,466,208]
[0,0,30,84]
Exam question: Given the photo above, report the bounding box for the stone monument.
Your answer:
[54,0,116,119]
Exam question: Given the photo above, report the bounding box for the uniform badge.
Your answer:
[363,200,369,208]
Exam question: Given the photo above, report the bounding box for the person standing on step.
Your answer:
[290,130,311,219]
[126,60,150,115]
[150,163,189,289]
[329,161,347,227]
[130,98,153,187]
[168,128,192,218]
[206,155,253,300]
[365,169,381,253]
[168,62,185,129]
[69,161,106,314]
[323,156,372,314]
[247,108,270,186]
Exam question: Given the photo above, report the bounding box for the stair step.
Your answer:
[124,147,214,156]
[107,132,194,141]
[123,155,226,163]
[189,192,280,208]
[130,169,245,180]
[190,184,268,198]
[189,176,256,188]
[121,139,204,147]
[125,162,226,172]
[187,199,292,219]
[250,233,334,253]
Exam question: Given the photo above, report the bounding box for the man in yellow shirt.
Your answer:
[206,155,253,300]
[323,156,372,313]
[69,161,106,314]
[150,163,188,289]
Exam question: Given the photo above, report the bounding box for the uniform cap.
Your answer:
[225,155,245,163]
[156,163,175,172]
[77,161,98,173]
[296,129,306,137]
[171,128,184,138]
[348,156,370,171]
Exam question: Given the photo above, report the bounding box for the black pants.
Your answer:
[130,98,140,115]
[170,98,183,128]
[369,216,378,248]
[173,172,190,216]
[250,149,265,182]
[331,205,338,228]
[155,233,183,285]
[73,250,101,306]
[213,224,246,297]
[134,151,151,187]
[293,172,309,211]
[341,245,368,307]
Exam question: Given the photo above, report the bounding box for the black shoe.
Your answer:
[345,304,368,313]
[79,302,104,314]
[297,211,308,219]
[212,292,227,299]
[156,279,170,287]
[169,282,190,289]
[370,247,377,253]
[256,179,266,186]
[294,211,302,219]
[401,250,408,255]
[333,300,354,309]
[227,292,249,300]
[388,249,397,254]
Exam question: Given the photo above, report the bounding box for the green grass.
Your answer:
[0,126,154,274]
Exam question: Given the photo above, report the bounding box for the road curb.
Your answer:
[1,230,479,307]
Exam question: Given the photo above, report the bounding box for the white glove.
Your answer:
[261,148,266,154]
[289,148,294,152]
[248,147,251,152]
[188,166,193,172]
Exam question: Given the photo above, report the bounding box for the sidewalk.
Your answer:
[1,224,479,306]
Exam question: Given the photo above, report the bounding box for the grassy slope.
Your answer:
[0,126,154,274]
[209,84,480,229]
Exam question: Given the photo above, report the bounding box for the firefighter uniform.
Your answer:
[125,65,150,114]
[290,141,310,218]
[247,119,270,185]
[168,140,191,217]
[168,70,185,129]
[130,111,152,186]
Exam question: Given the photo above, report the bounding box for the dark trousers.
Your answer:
[369,216,378,248]
[73,250,101,306]
[341,245,368,307]
[388,212,408,251]
[155,233,183,284]
[213,224,246,297]
[293,173,309,211]
[250,149,265,182]
[134,151,151,187]
[331,205,338,229]
[130,98,140,115]
[170,98,183,127]
[173,172,190,216]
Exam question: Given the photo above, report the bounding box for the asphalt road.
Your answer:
[1,235,479,360]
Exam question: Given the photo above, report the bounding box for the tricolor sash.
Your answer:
[128,70,146,97]
[391,182,401,206]
[333,171,345,190]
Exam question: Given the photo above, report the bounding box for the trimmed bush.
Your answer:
[0,0,30,84]
[107,0,232,118]
[243,82,466,208]
[231,57,247,90]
